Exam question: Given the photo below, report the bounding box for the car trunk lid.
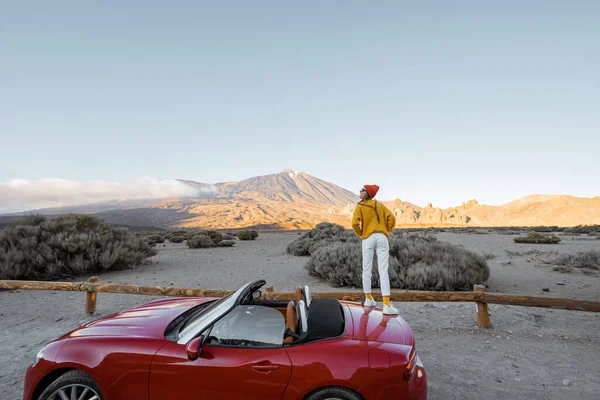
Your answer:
[344,302,414,345]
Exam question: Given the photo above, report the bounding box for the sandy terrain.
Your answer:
[1,231,599,399]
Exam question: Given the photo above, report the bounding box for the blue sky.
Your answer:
[1,1,599,211]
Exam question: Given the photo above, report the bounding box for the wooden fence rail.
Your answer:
[2,278,599,329]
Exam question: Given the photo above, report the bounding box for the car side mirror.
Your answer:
[186,336,203,360]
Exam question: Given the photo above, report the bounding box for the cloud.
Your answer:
[0,177,215,214]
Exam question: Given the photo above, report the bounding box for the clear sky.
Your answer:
[1,1,599,212]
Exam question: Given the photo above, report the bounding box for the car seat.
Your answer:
[283,301,298,343]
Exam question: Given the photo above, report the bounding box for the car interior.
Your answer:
[244,285,346,345]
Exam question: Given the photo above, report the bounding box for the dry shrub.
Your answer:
[286,222,357,256]
[0,214,156,280]
[532,226,559,233]
[216,240,236,247]
[554,251,600,270]
[513,232,561,244]
[406,233,437,243]
[504,250,523,256]
[199,230,223,244]
[186,234,214,248]
[391,229,405,238]
[564,225,600,234]
[169,236,184,243]
[552,266,573,273]
[237,230,259,240]
[146,234,165,245]
[222,233,236,241]
[581,269,597,276]
[304,236,489,291]
[164,230,189,241]
[497,230,521,235]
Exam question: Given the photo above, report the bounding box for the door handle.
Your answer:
[251,364,280,373]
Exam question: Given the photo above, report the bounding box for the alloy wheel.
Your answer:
[47,384,100,400]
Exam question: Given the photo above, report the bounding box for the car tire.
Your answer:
[37,370,103,400]
[305,386,363,400]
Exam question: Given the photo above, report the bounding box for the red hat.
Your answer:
[363,184,379,198]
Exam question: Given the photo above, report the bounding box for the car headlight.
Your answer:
[34,346,45,365]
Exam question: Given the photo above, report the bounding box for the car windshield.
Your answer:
[176,281,262,344]
[177,292,235,341]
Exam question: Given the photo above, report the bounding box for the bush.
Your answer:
[0,214,156,280]
[169,236,184,243]
[532,226,559,233]
[305,237,489,291]
[216,240,236,247]
[564,225,600,234]
[164,230,187,241]
[135,231,166,246]
[222,233,236,241]
[183,232,197,240]
[553,251,600,270]
[237,230,259,240]
[286,222,357,256]
[406,233,437,243]
[552,266,573,273]
[513,232,561,244]
[186,234,214,249]
[198,230,223,244]
[146,234,165,245]
[497,230,521,235]
[391,229,405,238]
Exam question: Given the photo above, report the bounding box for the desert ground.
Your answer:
[1,230,599,400]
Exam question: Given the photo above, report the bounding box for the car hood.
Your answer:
[344,302,414,345]
[62,297,215,340]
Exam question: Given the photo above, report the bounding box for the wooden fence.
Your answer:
[1,278,599,329]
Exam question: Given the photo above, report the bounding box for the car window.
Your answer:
[177,292,235,342]
[177,280,264,345]
[206,305,285,347]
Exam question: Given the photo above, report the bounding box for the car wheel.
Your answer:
[305,387,363,400]
[37,370,103,400]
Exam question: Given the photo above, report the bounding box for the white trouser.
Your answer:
[361,232,390,296]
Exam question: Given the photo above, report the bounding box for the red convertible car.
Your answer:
[24,279,427,400]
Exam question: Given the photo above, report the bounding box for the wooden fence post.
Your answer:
[474,284,490,328]
[86,276,99,314]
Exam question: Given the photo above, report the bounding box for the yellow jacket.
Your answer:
[352,199,396,239]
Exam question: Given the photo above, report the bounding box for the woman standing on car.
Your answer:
[352,184,398,315]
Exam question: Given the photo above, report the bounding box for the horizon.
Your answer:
[1,168,598,215]
[2,2,599,212]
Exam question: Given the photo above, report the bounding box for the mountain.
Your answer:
[154,170,360,229]
[4,170,359,230]
[383,195,600,227]
[3,170,600,229]
[215,169,358,205]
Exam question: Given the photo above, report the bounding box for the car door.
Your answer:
[150,344,292,400]
[149,305,292,400]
